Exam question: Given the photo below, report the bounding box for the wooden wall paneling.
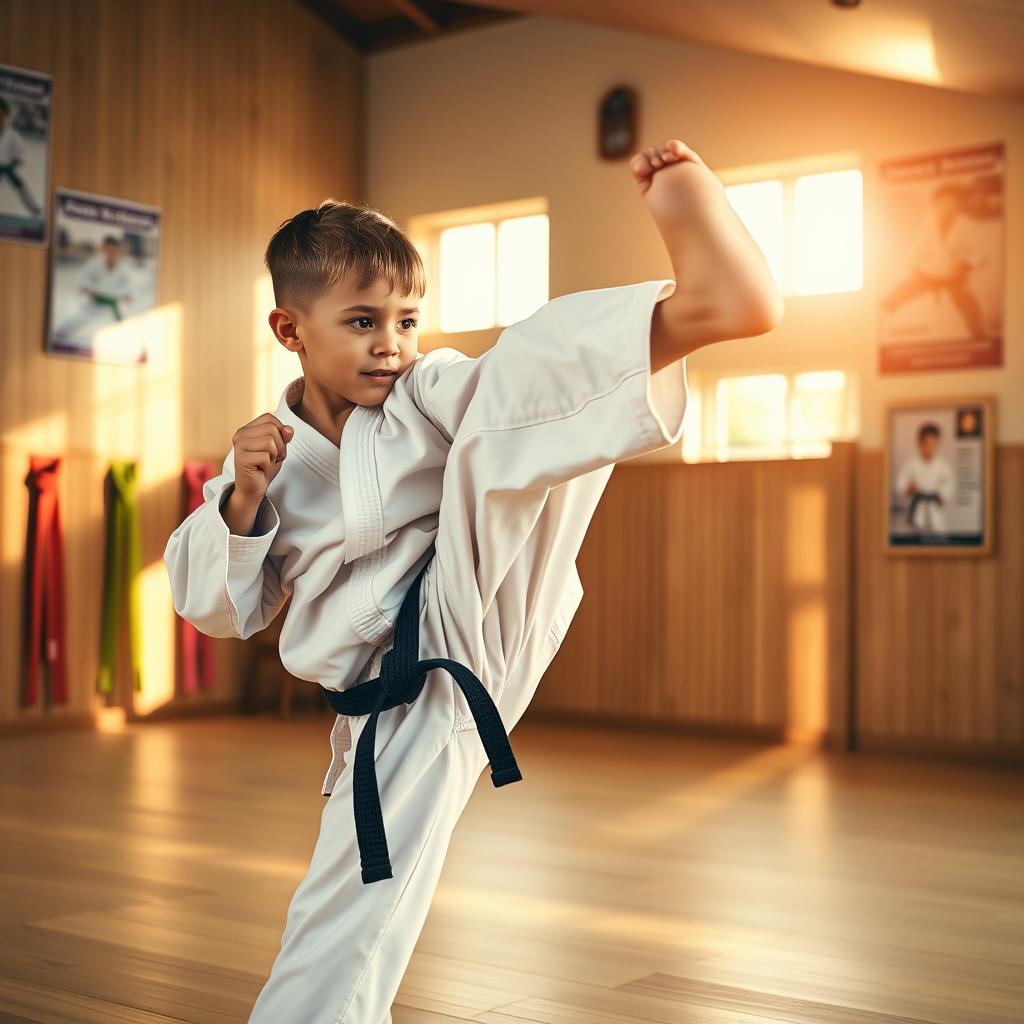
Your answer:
[854,446,1023,755]
[0,0,363,728]
[539,449,855,748]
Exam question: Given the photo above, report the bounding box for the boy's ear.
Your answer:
[269,307,302,352]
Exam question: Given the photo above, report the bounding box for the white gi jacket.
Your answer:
[0,125,26,166]
[77,256,134,300]
[164,277,688,794]
[895,451,956,531]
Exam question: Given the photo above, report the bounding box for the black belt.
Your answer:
[319,557,523,884]
[907,491,941,527]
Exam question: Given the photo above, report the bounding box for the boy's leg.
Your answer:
[430,278,687,729]
[244,529,586,1024]
[54,301,110,341]
[246,565,502,1024]
[247,280,686,1022]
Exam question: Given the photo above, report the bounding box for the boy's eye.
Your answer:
[348,317,418,330]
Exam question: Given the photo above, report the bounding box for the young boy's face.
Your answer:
[918,433,938,460]
[101,242,123,265]
[276,273,421,406]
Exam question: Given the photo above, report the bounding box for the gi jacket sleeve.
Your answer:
[163,449,288,640]
[408,277,687,484]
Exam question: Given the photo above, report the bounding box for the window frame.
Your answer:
[407,198,549,336]
[719,150,863,298]
[684,365,860,464]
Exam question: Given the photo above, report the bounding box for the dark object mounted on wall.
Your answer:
[598,85,639,161]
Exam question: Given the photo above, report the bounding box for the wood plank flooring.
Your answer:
[0,714,1020,1022]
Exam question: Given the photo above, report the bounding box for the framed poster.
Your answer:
[46,188,161,365]
[0,62,52,245]
[883,395,994,556]
[878,141,1005,373]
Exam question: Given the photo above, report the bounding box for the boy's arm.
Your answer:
[634,139,785,372]
[895,458,913,496]
[163,450,288,639]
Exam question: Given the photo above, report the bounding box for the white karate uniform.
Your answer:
[0,124,41,217]
[164,277,688,1023]
[53,257,135,340]
[895,452,955,532]
[0,124,26,166]
[909,211,984,280]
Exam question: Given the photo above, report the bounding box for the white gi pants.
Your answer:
[245,279,685,1023]
[53,298,119,341]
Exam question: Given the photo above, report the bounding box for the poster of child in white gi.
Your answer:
[884,395,994,556]
[47,188,161,365]
[878,141,1004,374]
[0,62,52,245]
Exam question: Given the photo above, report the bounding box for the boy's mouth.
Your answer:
[362,369,398,377]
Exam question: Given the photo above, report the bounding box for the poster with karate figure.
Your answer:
[884,395,994,556]
[878,141,1004,373]
[0,63,52,245]
[47,188,161,365]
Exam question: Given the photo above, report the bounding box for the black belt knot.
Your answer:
[378,643,425,705]
[907,490,941,527]
[320,557,523,884]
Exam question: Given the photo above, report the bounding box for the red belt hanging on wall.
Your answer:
[180,460,217,693]
[22,455,69,708]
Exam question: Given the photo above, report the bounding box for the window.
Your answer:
[683,369,858,463]
[722,161,863,296]
[408,200,548,335]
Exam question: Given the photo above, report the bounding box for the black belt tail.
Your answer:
[320,558,523,884]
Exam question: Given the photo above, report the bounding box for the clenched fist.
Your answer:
[231,413,295,505]
[220,414,294,537]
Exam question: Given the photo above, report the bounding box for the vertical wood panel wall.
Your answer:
[539,444,1023,757]
[0,0,364,726]
[537,444,856,749]
[854,447,1023,756]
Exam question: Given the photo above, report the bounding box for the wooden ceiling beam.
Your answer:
[390,0,442,36]
[300,0,524,54]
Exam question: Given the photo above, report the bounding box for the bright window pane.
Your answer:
[794,170,862,295]
[497,214,549,326]
[791,370,846,442]
[724,180,784,290]
[439,222,495,332]
[717,374,788,454]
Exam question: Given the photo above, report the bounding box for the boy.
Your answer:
[880,182,990,340]
[0,96,43,219]
[53,235,135,344]
[163,138,782,1023]
[895,421,956,533]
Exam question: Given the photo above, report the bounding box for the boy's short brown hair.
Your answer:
[264,198,427,312]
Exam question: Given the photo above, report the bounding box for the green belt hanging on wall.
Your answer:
[98,459,143,695]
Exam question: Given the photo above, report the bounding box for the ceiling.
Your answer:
[300,0,1024,101]
[297,0,522,52]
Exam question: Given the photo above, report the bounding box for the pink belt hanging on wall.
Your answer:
[22,455,69,708]
[180,460,217,693]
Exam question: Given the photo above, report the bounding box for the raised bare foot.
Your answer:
[629,138,726,246]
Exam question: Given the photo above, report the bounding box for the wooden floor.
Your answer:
[0,713,1021,1023]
